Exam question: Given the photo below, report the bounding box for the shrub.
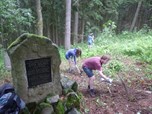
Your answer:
[108,60,124,72]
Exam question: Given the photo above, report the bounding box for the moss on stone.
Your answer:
[20,107,30,114]
[71,82,78,92]
[65,92,80,110]
[54,100,65,114]
[8,33,48,50]
[33,106,41,114]
[39,102,52,109]
[63,88,74,95]
[26,102,37,114]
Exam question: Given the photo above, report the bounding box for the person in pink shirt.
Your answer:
[82,55,112,97]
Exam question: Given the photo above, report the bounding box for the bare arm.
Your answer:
[98,70,113,84]
[98,70,109,80]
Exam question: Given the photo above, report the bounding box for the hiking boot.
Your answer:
[88,85,90,90]
[89,89,95,97]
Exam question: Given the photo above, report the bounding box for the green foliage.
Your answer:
[59,47,66,60]
[71,82,78,92]
[103,60,124,77]
[20,107,30,114]
[60,29,152,64]
[65,92,80,110]
[62,88,74,95]
[145,65,152,79]
[39,102,52,109]
[109,60,124,72]
[0,29,152,79]
[79,0,119,34]
[26,102,37,114]
[102,20,117,38]
[54,100,65,114]
[0,0,35,44]
[114,31,152,64]
[59,29,152,79]
[123,34,152,63]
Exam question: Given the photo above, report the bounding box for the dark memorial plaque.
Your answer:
[25,57,52,88]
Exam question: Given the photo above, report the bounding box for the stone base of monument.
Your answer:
[21,75,81,114]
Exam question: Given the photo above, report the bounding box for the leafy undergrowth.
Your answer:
[60,57,152,114]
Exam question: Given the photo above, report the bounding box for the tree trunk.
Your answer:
[47,20,50,39]
[54,16,59,45]
[35,0,43,35]
[130,0,142,32]
[74,12,79,44]
[52,24,55,43]
[80,19,85,43]
[65,0,71,49]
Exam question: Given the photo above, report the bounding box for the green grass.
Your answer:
[60,31,152,63]
[59,31,152,79]
[0,31,152,79]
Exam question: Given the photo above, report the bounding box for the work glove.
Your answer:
[100,77,113,84]
[107,78,113,84]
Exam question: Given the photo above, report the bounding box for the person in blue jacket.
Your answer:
[65,48,82,75]
[87,33,94,48]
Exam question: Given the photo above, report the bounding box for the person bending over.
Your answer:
[82,55,112,97]
[65,48,82,75]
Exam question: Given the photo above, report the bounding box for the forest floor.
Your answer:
[1,57,152,114]
[60,57,152,114]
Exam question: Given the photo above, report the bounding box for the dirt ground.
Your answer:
[1,58,152,114]
[60,60,152,114]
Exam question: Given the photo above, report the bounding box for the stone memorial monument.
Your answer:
[7,33,62,103]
